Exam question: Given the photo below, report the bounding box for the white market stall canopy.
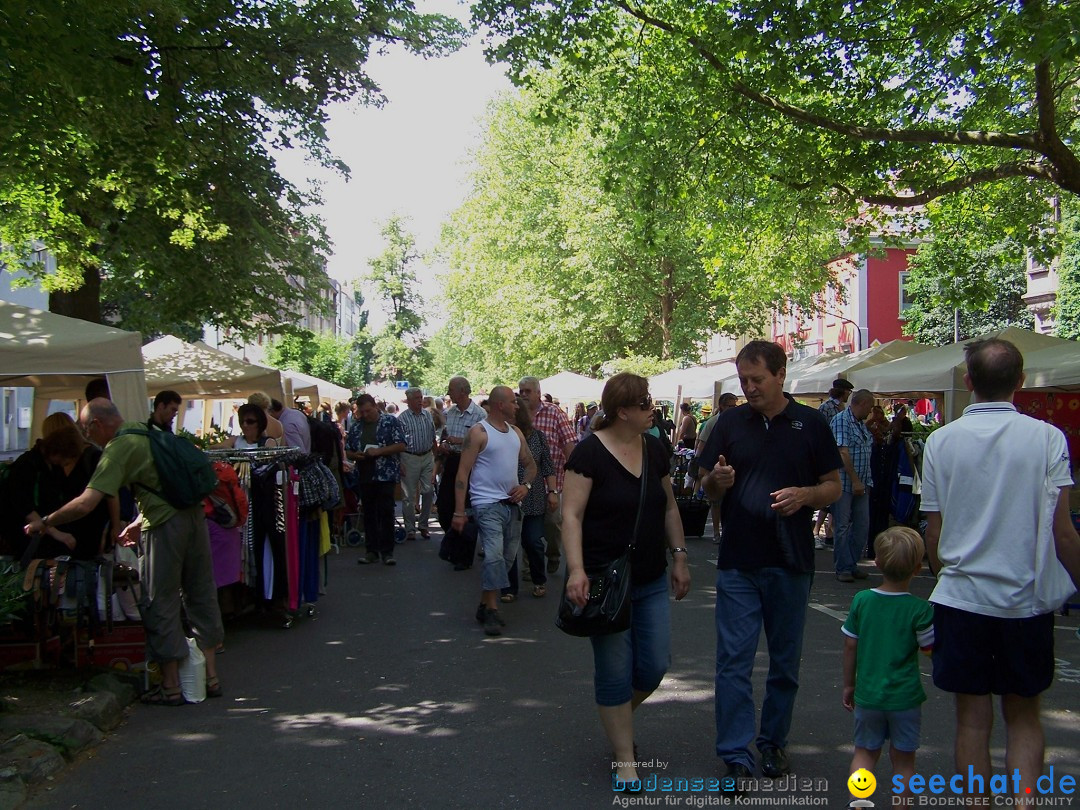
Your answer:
[282,369,352,407]
[1022,342,1080,391]
[854,327,1070,421]
[142,335,284,401]
[785,340,932,396]
[649,362,736,400]
[718,350,845,396]
[539,371,605,402]
[0,300,146,431]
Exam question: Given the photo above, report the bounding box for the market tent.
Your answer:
[142,336,284,401]
[786,340,932,395]
[855,327,1068,421]
[649,362,736,400]
[0,300,146,435]
[539,371,605,402]
[282,370,352,407]
[1021,341,1080,391]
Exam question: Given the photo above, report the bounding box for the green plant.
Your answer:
[0,562,28,624]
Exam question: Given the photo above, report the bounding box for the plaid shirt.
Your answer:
[532,401,577,489]
[818,397,843,424]
[444,400,487,451]
[830,407,873,493]
[398,408,436,454]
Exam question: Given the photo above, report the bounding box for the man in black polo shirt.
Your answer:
[700,341,842,788]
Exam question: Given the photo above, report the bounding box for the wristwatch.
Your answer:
[547,489,561,495]
[40,514,51,528]
[670,547,688,558]
[524,482,532,491]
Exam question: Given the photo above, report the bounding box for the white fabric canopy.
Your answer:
[0,300,146,434]
[142,335,284,401]
[855,327,1069,421]
[282,369,352,407]
[649,362,736,400]
[539,371,605,402]
[786,340,932,395]
[1022,342,1080,391]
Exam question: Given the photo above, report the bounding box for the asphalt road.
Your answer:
[25,528,1080,810]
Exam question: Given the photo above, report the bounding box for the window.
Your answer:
[898,271,914,315]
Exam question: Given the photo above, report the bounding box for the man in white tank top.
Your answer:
[452,386,538,636]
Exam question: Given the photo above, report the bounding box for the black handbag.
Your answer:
[556,437,649,637]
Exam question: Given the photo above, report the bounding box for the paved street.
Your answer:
[26,529,1080,809]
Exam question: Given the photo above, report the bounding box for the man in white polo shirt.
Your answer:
[922,338,1080,796]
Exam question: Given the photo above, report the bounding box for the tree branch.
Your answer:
[833,161,1056,206]
[612,0,1039,152]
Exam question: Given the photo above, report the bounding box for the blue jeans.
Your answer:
[473,502,520,592]
[714,568,812,769]
[833,490,869,575]
[505,513,547,595]
[590,575,671,706]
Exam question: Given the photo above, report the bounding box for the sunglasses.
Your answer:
[241,419,259,425]
[637,395,653,411]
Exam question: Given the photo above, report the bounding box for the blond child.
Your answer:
[842,527,934,803]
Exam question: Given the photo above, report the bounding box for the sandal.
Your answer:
[532,585,547,598]
[499,593,516,603]
[206,676,223,699]
[141,685,185,707]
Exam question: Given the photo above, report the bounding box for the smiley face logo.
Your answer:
[848,768,876,798]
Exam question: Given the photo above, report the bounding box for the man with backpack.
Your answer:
[23,398,223,707]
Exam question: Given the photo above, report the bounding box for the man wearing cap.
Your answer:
[577,401,598,441]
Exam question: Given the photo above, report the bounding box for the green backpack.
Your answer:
[116,427,217,509]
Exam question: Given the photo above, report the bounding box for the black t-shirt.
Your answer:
[566,432,670,586]
[698,395,842,572]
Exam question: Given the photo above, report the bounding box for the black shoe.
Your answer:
[357,552,378,565]
[475,603,486,624]
[483,608,502,636]
[382,554,396,566]
[721,763,752,796]
[452,563,470,571]
[760,746,790,778]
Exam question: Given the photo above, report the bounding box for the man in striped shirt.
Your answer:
[519,376,577,574]
[399,387,437,540]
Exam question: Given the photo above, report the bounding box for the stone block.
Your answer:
[66,691,122,732]
[87,673,138,708]
[0,715,103,759]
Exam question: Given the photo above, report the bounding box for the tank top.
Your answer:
[469,420,521,508]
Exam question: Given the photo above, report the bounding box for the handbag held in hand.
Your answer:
[556,436,649,637]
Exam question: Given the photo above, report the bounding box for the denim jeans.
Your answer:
[473,502,520,592]
[590,575,671,706]
[505,513,547,595]
[714,567,812,769]
[833,490,869,575]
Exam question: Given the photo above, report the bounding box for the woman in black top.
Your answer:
[562,372,691,790]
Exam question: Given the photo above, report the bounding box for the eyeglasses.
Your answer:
[637,395,653,411]
[241,419,259,425]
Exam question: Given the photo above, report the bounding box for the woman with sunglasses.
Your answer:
[217,404,278,450]
[561,372,691,790]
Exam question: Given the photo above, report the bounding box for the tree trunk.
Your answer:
[49,261,102,323]
[659,257,675,360]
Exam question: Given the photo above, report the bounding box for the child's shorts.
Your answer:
[853,705,921,752]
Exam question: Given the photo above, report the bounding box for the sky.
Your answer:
[275,5,512,332]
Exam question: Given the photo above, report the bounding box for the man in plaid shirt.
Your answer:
[830,389,875,583]
[518,376,577,574]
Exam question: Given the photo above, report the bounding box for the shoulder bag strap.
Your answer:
[629,435,649,551]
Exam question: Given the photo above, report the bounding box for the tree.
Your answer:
[0,1,465,334]
[474,0,1075,238]
[1055,199,1080,340]
[266,328,373,390]
[366,216,429,382]
[903,211,1035,345]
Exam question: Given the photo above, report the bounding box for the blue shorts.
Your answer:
[853,705,921,753]
[932,604,1054,697]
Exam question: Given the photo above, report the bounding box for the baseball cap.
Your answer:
[586,401,597,409]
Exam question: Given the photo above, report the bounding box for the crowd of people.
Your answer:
[2,337,1079,803]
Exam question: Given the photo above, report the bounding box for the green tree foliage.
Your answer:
[422,323,495,391]
[366,216,429,382]
[266,328,372,390]
[0,1,465,334]
[903,202,1035,346]
[1056,200,1080,340]
[475,0,1079,232]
